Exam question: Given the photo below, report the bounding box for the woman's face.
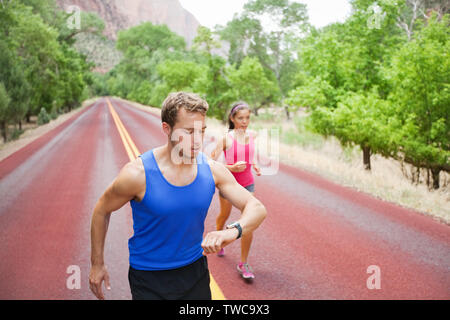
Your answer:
[231,109,251,131]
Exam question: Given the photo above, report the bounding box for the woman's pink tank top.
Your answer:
[223,130,255,187]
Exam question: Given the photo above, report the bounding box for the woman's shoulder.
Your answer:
[223,130,233,148]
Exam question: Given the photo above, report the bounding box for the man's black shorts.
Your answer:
[128,256,212,300]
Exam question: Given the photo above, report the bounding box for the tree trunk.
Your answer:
[284,105,290,120]
[362,146,371,171]
[431,167,440,190]
[415,166,421,185]
[1,121,7,143]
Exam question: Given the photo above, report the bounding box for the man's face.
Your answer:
[164,107,206,164]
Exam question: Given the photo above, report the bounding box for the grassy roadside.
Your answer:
[0,97,99,162]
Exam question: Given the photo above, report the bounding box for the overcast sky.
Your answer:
[179,0,353,29]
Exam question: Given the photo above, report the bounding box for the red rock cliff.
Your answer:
[57,0,200,45]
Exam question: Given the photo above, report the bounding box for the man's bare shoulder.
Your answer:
[206,156,223,171]
[205,155,232,186]
[124,157,144,175]
[113,157,146,196]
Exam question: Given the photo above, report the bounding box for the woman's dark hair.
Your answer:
[227,101,250,130]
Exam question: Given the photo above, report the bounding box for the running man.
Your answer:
[210,102,261,280]
[89,92,267,300]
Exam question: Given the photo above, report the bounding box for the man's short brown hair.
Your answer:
[161,92,209,128]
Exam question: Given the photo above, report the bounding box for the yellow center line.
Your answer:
[107,99,135,162]
[105,97,226,300]
[209,276,226,300]
[106,98,140,159]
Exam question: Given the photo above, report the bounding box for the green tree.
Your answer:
[60,11,105,44]
[54,44,93,112]
[117,22,186,55]
[226,57,279,114]
[192,55,236,122]
[0,0,96,132]
[329,89,395,170]
[218,0,309,118]
[193,26,221,55]
[384,13,449,188]
[285,77,332,110]
[289,26,351,110]
[0,82,11,142]
[157,60,206,91]
[111,22,187,100]
[287,0,404,170]
[0,3,43,126]
[145,60,207,107]
[192,26,235,121]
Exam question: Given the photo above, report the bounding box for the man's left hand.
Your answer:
[201,228,239,255]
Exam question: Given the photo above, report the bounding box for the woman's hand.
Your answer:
[229,161,247,173]
[253,165,261,176]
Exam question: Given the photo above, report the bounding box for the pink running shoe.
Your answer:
[217,248,225,257]
[237,262,255,280]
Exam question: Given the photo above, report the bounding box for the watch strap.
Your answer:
[227,222,242,239]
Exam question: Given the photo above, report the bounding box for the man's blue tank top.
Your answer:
[128,148,216,271]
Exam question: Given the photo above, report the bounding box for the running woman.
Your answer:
[210,102,261,280]
[89,92,267,300]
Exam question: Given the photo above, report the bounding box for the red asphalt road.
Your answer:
[0,97,449,300]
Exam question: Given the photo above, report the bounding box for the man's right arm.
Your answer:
[89,158,144,299]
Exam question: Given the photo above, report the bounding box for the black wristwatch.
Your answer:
[226,221,242,239]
